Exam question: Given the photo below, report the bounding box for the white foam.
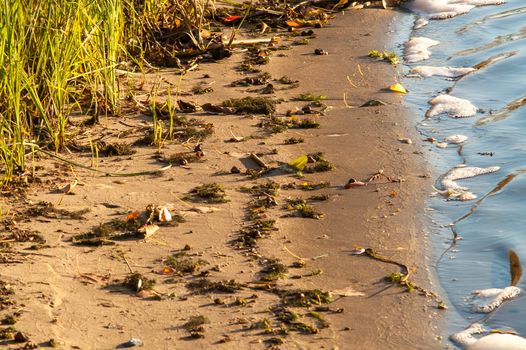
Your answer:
[410,66,475,78]
[471,286,521,313]
[413,18,429,29]
[444,134,468,144]
[426,94,477,118]
[408,0,505,19]
[404,37,440,63]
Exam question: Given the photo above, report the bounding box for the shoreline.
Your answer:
[0,5,442,350]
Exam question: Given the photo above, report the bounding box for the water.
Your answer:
[395,0,526,346]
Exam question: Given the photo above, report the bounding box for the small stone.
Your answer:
[314,48,328,55]
[118,338,143,348]
[230,166,241,174]
[14,331,29,343]
[398,138,412,144]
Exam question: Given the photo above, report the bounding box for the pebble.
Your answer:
[118,338,143,348]
[398,138,413,144]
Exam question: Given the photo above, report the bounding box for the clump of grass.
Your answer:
[368,50,400,65]
[223,97,276,115]
[257,117,289,134]
[164,252,208,275]
[295,119,320,129]
[251,318,273,334]
[285,198,324,220]
[295,93,326,103]
[260,258,288,281]
[241,181,280,197]
[192,84,213,95]
[297,181,330,191]
[309,194,330,201]
[187,278,243,294]
[277,76,299,85]
[182,315,209,339]
[284,137,304,145]
[305,160,335,173]
[124,272,156,292]
[186,183,229,203]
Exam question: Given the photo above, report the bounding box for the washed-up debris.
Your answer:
[222,97,277,114]
[25,201,89,220]
[260,258,288,281]
[164,251,208,275]
[360,99,386,107]
[177,100,202,113]
[96,142,136,157]
[185,183,229,203]
[344,178,366,189]
[389,83,408,94]
[444,135,468,144]
[72,205,177,245]
[159,148,204,166]
[231,73,271,87]
[285,198,324,219]
[124,272,156,292]
[117,338,143,348]
[279,289,332,307]
[314,48,328,55]
[187,278,243,294]
[398,137,412,144]
[368,50,399,65]
[284,137,304,144]
[295,93,326,103]
[182,315,209,339]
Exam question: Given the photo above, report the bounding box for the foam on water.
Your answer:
[408,0,506,19]
[404,37,440,63]
[410,66,475,78]
[426,94,477,118]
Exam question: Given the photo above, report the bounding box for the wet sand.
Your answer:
[0,6,442,350]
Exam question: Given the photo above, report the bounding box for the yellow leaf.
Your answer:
[289,155,309,171]
[286,20,302,28]
[389,83,408,94]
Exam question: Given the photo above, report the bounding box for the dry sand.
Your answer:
[0,6,443,350]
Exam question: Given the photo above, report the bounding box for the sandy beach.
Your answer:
[0,5,442,350]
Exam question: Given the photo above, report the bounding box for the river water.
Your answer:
[392,0,526,347]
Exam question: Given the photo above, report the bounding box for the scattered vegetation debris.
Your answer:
[25,201,89,220]
[291,260,306,268]
[305,159,335,173]
[307,311,329,328]
[160,150,204,166]
[279,289,332,307]
[235,219,277,248]
[241,181,280,197]
[185,183,229,203]
[0,327,17,340]
[277,76,299,85]
[257,116,290,134]
[368,50,400,65]
[294,118,320,129]
[295,93,326,103]
[177,100,202,113]
[164,252,208,275]
[192,84,214,95]
[182,315,210,339]
[284,137,304,144]
[259,83,275,94]
[222,97,277,115]
[285,198,324,219]
[296,181,330,191]
[360,99,386,107]
[187,278,242,294]
[385,272,416,293]
[201,103,237,114]
[260,258,288,281]
[231,73,271,87]
[1,314,17,325]
[124,272,156,292]
[251,318,273,334]
[96,141,136,157]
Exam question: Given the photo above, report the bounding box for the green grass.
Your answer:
[0,0,211,186]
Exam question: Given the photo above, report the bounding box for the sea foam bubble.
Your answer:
[426,94,477,118]
[404,37,440,63]
[410,66,475,78]
[408,0,505,19]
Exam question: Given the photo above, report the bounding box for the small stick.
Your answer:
[123,255,134,273]
[250,153,268,169]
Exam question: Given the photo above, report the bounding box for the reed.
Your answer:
[0,0,211,186]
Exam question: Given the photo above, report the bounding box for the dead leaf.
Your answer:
[139,224,160,239]
[59,180,78,194]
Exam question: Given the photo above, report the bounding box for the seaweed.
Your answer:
[96,141,136,157]
[295,93,326,103]
[182,315,209,338]
[161,151,203,166]
[305,160,335,173]
[223,97,276,115]
[235,219,277,248]
[284,137,304,145]
[124,272,156,292]
[294,118,320,129]
[164,252,208,275]
[185,183,229,203]
[26,201,89,220]
[285,198,324,219]
[231,73,271,87]
[187,278,242,294]
[241,181,280,197]
[251,318,273,334]
[277,76,298,85]
[368,50,399,65]
[279,289,332,307]
[260,258,288,281]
